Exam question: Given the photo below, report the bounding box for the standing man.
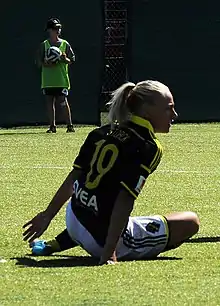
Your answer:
[37,18,75,133]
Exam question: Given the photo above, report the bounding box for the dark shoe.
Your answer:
[46,125,56,133]
[66,124,75,133]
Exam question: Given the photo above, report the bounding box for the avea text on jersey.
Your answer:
[73,180,98,212]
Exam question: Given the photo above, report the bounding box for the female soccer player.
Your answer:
[23,80,199,265]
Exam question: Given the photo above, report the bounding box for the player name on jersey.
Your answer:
[110,128,130,142]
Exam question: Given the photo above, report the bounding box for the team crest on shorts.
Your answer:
[135,175,146,193]
[146,221,160,233]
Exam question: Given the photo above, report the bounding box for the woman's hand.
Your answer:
[23,211,52,243]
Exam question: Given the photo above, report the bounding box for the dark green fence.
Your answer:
[0,1,104,127]
[1,1,220,127]
[129,0,220,121]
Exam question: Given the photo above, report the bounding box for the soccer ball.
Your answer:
[45,46,62,63]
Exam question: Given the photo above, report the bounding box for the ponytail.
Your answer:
[106,80,170,128]
[106,82,135,125]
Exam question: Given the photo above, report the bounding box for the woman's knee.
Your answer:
[165,211,200,249]
[167,211,199,235]
[185,211,200,236]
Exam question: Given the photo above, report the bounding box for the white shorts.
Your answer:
[66,202,169,260]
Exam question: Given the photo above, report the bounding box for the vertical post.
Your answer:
[101,0,128,112]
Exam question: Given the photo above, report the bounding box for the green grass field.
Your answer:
[0,124,220,306]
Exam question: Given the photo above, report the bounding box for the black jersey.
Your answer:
[71,116,163,246]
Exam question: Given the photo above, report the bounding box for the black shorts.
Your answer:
[42,88,69,97]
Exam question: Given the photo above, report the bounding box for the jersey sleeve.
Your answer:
[120,141,163,199]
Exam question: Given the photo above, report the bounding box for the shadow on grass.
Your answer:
[12,255,99,268]
[186,236,220,243]
[11,254,181,268]
[147,256,182,261]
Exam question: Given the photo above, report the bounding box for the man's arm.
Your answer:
[35,43,45,68]
[36,42,57,68]
[23,169,81,242]
[60,42,75,65]
[99,190,134,265]
[60,54,71,64]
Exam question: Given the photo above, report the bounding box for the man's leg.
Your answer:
[45,95,56,133]
[56,94,75,132]
[164,211,200,250]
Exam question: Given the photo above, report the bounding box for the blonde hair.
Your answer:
[107,80,171,125]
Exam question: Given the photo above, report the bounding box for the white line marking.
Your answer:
[32,165,69,169]
[158,169,219,175]
[0,164,69,169]
[0,258,7,263]
[159,170,201,173]
[0,165,219,175]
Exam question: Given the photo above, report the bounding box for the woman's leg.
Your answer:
[165,211,200,250]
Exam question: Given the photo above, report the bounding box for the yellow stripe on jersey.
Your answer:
[128,123,163,173]
[120,181,137,199]
[154,138,163,154]
[73,164,82,169]
[127,127,145,142]
[130,115,154,133]
[150,145,163,172]
[148,131,163,172]
[140,164,151,174]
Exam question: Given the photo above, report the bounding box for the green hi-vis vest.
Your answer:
[41,39,70,89]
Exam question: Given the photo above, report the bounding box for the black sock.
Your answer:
[55,229,78,251]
